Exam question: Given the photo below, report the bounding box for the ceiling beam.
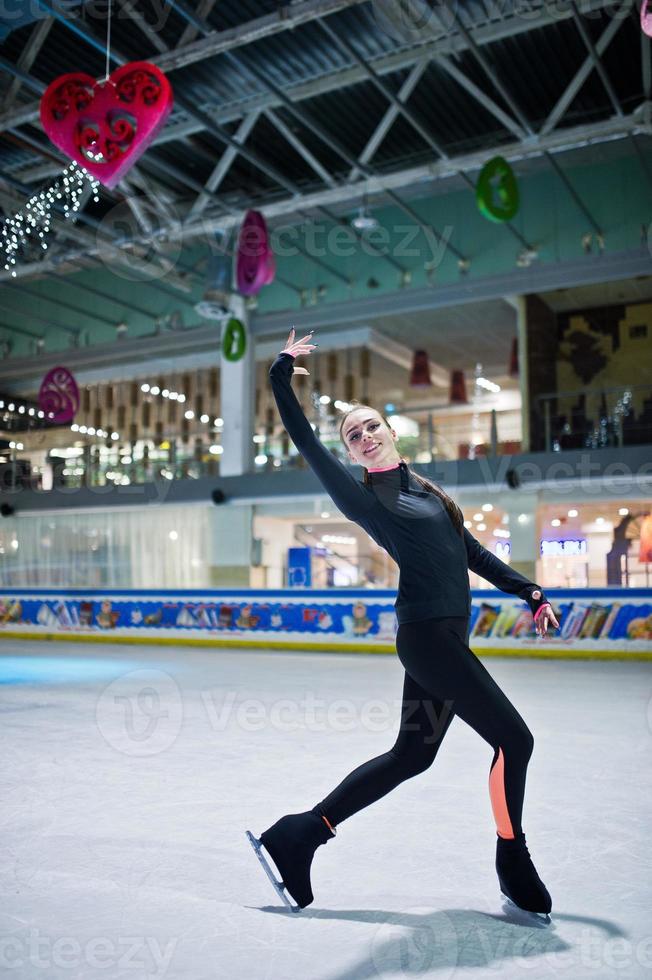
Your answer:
[188,109,262,218]
[3,237,651,382]
[2,111,645,274]
[0,0,622,154]
[1,15,54,111]
[433,54,527,142]
[31,0,307,200]
[0,294,78,337]
[348,60,429,181]
[540,13,626,137]
[252,247,652,335]
[318,20,532,251]
[265,108,337,189]
[179,0,218,46]
[166,0,468,267]
[218,49,468,262]
[439,0,603,239]
[440,0,534,138]
[569,0,623,118]
[115,0,168,54]
[0,63,203,291]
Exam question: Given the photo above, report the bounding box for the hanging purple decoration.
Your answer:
[236,210,276,296]
[642,0,652,37]
[38,366,80,423]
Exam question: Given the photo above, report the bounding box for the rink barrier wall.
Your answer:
[0,588,651,660]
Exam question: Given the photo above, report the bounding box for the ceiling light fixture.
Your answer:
[476,377,501,393]
[351,196,378,232]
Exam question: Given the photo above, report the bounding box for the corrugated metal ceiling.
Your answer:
[1,1,644,198]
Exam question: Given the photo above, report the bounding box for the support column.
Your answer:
[522,294,557,452]
[504,492,540,583]
[220,296,254,477]
[513,295,530,453]
[208,503,254,587]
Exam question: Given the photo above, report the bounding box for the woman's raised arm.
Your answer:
[269,329,374,522]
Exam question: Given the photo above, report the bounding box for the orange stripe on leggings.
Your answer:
[489,747,515,839]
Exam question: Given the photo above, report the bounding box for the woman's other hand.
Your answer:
[281,326,317,375]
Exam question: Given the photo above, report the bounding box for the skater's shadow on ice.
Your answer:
[252,905,626,978]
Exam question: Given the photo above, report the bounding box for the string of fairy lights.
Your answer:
[1,164,101,277]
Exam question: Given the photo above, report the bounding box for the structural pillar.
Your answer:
[512,293,558,453]
[208,503,254,587]
[220,295,254,477]
[503,492,540,583]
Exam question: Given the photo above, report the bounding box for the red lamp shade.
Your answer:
[449,369,468,404]
[640,515,652,563]
[409,349,432,387]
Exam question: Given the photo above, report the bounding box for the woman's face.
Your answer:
[341,408,400,469]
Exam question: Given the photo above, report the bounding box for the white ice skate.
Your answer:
[245,830,302,914]
[500,890,551,924]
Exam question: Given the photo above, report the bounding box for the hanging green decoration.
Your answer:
[476,156,519,223]
[222,318,247,362]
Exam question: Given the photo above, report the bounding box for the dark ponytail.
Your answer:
[407,470,465,535]
[340,402,465,536]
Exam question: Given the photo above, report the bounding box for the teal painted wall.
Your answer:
[2,146,652,358]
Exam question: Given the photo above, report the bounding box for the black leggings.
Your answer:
[315,617,534,839]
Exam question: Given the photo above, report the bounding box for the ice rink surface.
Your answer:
[1,639,651,980]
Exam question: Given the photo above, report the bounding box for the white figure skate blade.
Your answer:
[246,830,302,914]
[501,891,551,924]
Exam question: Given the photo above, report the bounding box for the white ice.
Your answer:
[1,640,651,980]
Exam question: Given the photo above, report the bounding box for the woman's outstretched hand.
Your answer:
[281,327,317,375]
[533,601,560,637]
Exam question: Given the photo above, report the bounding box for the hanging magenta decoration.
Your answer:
[409,350,432,387]
[476,156,519,223]
[236,210,276,296]
[449,369,468,404]
[642,0,652,37]
[40,62,174,189]
[38,366,80,424]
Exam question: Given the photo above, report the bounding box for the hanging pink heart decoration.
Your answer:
[38,366,80,424]
[642,0,652,37]
[40,62,173,189]
[236,210,276,296]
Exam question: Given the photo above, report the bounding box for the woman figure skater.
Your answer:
[247,328,560,917]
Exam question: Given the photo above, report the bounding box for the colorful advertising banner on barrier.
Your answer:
[0,589,651,658]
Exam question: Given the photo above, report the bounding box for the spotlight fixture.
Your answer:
[516,247,539,268]
[351,196,378,232]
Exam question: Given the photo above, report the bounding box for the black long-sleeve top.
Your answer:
[270,352,548,625]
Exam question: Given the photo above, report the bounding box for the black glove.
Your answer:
[518,585,550,619]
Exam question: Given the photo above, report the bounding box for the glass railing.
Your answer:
[534,384,652,452]
[5,385,651,492]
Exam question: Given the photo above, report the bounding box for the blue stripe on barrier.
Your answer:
[0,587,650,598]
